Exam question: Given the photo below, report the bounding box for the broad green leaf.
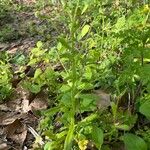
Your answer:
[79,94,97,109]
[84,67,92,80]
[30,84,41,93]
[81,25,90,38]
[79,94,97,112]
[44,68,55,79]
[28,58,37,65]
[122,133,147,150]
[114,16,126,32]
[60,92,72,106]
[82,98,93,107]
[36,41,43,48]
[139,101,150,118]
[34,68,42,79]
[60,84,71,92]
[78,25,90,40]
[92,126,103,149]
[13,54,26,65]
[58,38,71,49]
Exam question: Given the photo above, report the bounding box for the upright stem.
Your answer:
[64,1,79,149]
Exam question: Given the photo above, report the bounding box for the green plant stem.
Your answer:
[64,1,80,149]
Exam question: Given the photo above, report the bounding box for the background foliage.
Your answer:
[0,0,150,149]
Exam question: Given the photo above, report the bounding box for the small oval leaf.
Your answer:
[78,25,90,40]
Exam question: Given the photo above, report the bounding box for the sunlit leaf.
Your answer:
[114,16,126,32]
[78,25,90,40]
[36,41,43,48]
[34,68,42,79]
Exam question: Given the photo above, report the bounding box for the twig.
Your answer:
[27,125,44,146]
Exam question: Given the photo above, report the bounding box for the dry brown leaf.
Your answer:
[9,129,27,147]
[0,113,19,126]
[94,89,111,110]
[8,47,18,54]
[4,119,26,136]
[0,112,26,126]
[6,99,22,112]
[0,43,9,51]
[22,99,31,113]
[29,91,48,111]
[0,104,11,112]
[29,98,48,111]
[4,119,27,148]
[0,143,8,150]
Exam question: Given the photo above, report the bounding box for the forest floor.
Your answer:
[0,1,50,149]
[0,1,149,150]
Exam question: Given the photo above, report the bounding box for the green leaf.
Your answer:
[114,16,126,32]
[36,41,43,48]
[115,124,130,131]
[56,130,67,139]
[44,106,60,116]
[84,67,92,80]
[77,82,93,90]
[34,68,42,79]
[122,133,147,150]
[60,92,72,107]
[80,94,97,107]
[60,84,71,92]
[79,113,98,124]
[57,42,62,50]
[28,58,37,65]
[64,120,74,150]
[139,101,150,118]
[44,142,53,150]
[78,25,90,40]
[82,98,93,107]
[92,126,103,150]
[30,84,41,93]
[58,38,71,49]
[81,3,88,14]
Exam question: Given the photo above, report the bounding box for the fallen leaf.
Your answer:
[9,129,27,147]
[29,90,48,111]
[22,99,31,113]
[4,119,27,148]
[0,112,23,126]
[5,119,26,136]
[0,43,9,51]
[0,143,8,150]
[94,90,111,110]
